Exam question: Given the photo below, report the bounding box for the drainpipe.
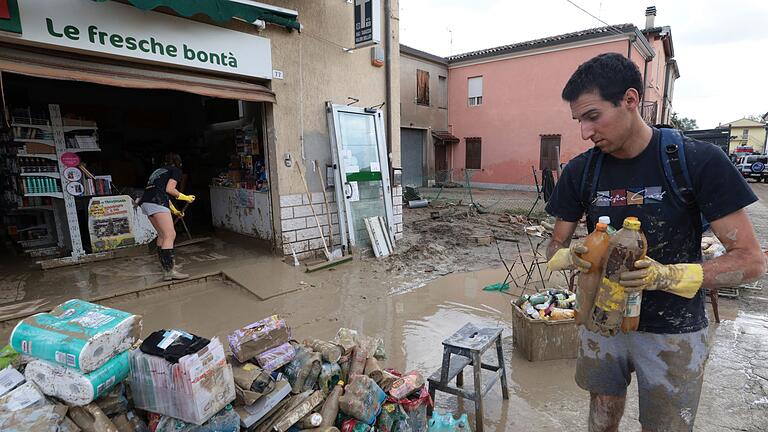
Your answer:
[384,0,393,163]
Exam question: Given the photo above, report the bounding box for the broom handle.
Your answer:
[296,163,331,259]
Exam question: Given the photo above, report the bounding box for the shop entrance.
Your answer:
[0,73,275,262]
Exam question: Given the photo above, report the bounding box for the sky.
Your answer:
[399,0,768,129]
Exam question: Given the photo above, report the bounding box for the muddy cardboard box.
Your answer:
[511,303,578,362]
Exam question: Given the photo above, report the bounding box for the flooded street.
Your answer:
[1,187,768,430]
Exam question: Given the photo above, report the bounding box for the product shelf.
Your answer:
[16,153,57,161]
[24,192,63,199]
[20,172,60,179]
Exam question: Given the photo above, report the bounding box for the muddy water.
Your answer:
[100,265,589,431]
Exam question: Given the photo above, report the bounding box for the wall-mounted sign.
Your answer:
[354,0,381,48]
[61,152,81,167]
[3,0,272,79]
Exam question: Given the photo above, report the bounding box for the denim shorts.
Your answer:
[140,202,170,216]
[576,326,711,431]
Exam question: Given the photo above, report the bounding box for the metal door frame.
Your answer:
[326,102,395,249]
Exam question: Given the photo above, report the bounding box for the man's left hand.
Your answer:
[619,257,703,299]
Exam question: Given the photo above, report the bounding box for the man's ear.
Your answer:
[623,88,641,110]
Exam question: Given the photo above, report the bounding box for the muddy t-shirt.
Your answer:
[546,128,757,334]
[140,165,182,207]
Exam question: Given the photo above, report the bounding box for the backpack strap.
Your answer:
[659,128,696,208]
[579,147,604,230]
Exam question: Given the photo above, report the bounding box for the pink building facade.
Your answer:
[446,22,677,188]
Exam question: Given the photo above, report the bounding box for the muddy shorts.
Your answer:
[576,326,711,431]
[140,202,170,216]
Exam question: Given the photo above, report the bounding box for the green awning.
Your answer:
[92,0,301,31]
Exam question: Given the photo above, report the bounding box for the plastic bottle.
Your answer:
[306,339,343,363]
[319,380,344,427]
[621,217,648,333]
[427,411,472,431]
[574,222,611,325]
[599,215,617,234]
[588,218,647,336]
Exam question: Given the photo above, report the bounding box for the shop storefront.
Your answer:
[0,0,294,264]
[0,0,403,266]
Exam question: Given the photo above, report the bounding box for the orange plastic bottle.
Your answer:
[621,217,648,333]
[574,222,611,325]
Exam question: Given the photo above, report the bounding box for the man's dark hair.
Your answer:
[562,53,643,106]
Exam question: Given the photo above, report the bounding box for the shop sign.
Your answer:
[5,0,272,79]
[354,0,381,48]
[87,195,136,253]
[0,0,21,34]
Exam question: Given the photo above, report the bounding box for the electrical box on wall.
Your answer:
[370,46,384,67]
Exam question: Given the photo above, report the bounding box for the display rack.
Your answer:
[1,105,103,258]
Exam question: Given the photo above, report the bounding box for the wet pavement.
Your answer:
[1,186,768,431]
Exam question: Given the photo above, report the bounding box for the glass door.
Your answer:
[327,103,394,249]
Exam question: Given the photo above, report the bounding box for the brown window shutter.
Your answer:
[465,138,482,169]
[416,69,430,105]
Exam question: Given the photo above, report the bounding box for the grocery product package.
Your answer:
[0,381,71,431]
[254,342,295,372]
[154,405,240,432]
[228,315,291,363]
[284,344,322,394]
[339,375,387,424]
[24,350,130,405]
[230,358,275,406]
[10,299,141,373]
[129,336,235,425]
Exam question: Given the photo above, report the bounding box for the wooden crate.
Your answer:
[511,302,579,362]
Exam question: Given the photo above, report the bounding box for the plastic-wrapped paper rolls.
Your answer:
[24,351,130,406]
[11,299,141,373]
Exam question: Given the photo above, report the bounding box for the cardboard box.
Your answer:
[511,302,578,362]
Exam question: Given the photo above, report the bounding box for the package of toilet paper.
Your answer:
[24,350,130,406]
[10,299,141,373]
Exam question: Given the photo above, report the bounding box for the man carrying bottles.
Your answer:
[544,53,766,431]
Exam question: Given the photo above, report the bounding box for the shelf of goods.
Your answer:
[20,172,60,178]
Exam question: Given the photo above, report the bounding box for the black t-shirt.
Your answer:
[140,165,182,207]
[546,128,757,333]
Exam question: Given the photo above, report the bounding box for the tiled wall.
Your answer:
[279,185,404,259]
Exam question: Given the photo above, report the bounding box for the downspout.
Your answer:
[661,61,671,124]
[384,0,393,166]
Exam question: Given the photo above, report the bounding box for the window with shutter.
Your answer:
[468,76,483,106]
[416,69,430,105]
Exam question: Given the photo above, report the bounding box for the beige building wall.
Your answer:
[399,47,448,184]
[183,1,401,257]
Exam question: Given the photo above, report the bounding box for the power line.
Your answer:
[565,0,629,37]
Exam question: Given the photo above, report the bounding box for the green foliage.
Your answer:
[670,112,698,131]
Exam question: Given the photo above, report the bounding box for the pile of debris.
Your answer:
[513,289,577,321]
[0,299,454,432]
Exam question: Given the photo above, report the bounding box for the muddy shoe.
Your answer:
[163,268,189,281]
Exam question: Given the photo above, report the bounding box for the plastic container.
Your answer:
[285,345,322,394]
[427,411,471,431]
[319,362,342,395]
[621,217,648,333]
[320,381,345,427]
[575,223,611,325]
[588,218,647,336]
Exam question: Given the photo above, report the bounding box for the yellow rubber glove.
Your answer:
[547,244,591,273]
[177,192,195,203]
[169,203,184,217]
[619,257,703,299]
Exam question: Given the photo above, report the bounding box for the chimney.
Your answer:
[645,6,657,29]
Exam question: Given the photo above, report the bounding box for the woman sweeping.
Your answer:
[138,153,195,280]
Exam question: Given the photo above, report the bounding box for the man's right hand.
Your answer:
[547,244,591,272]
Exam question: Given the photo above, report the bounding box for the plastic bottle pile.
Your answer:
[0,299,473,432]
[514,289,577,321]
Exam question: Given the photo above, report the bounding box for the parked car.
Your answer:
[735,154,768,182]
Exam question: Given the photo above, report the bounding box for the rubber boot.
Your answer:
[161,249,189,281]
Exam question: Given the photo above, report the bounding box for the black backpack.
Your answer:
[578,128,707,232]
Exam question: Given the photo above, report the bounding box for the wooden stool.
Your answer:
[427,323,509,432]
